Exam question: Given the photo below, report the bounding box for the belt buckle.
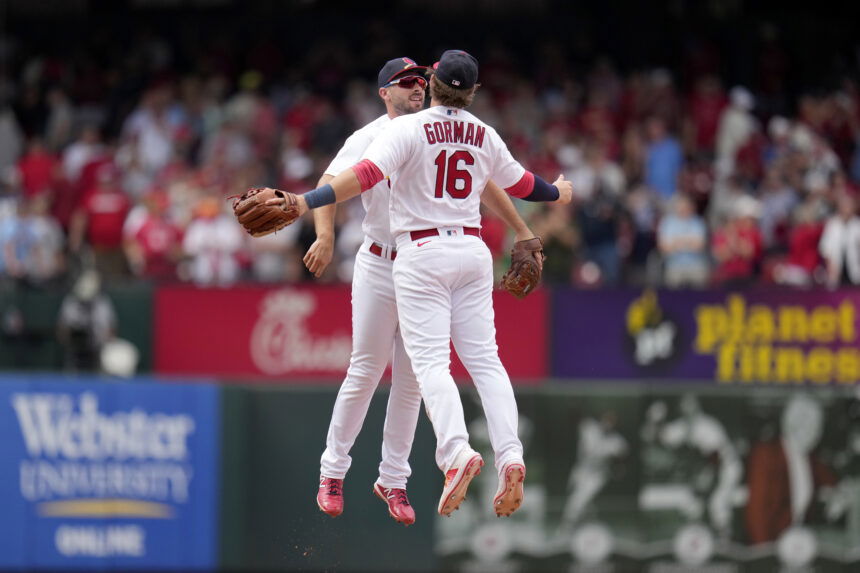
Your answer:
[375,242,394,260]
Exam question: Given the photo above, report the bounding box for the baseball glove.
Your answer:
[231,187,300,238]
[500,237,545,298]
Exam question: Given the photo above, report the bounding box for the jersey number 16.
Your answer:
[433,150,475,199]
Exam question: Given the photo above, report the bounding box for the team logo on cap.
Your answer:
[452,79,461,86]
[402,57,417,68]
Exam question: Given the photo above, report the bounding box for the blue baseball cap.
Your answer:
[378,57,428,88]
[434,50,479,90]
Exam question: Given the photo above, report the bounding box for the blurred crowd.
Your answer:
[2,30,860,290]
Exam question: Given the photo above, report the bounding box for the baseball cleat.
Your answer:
[438,447,483,516]
[493,462,525,517]
[373,483,416,526]
[317,476,344,517]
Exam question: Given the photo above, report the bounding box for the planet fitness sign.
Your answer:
[552,289,860,384]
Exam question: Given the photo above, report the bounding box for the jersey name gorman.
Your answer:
[422,121,486,148]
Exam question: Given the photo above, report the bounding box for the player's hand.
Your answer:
[553,174,573,205]
[304,235,334,278]
[266,191,309,217]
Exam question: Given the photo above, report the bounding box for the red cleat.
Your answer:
[373,483,416,526]
[317,476,344,517]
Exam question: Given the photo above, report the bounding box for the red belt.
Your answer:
[369,242,397,260]
[409,227,481,241]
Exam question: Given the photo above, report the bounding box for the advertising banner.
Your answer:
[0,376,220,571]
[552,288,860,385]
[155,285,547,382]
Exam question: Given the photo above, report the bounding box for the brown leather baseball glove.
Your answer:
[231,187,300,238]
[500,237,545,298]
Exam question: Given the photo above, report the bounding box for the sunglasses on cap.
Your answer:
[383,75,427,89]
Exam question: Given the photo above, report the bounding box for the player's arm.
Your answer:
[304,174,336,278]
[281,164,366,217]
[504,171,573,204]
[263,163,373,215]
[481,181,536,242]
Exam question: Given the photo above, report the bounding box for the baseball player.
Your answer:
[310,57,542,525]
[270,50,572,517]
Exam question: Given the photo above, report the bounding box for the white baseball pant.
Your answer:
[319,237,423,488]
[392,228,524,473]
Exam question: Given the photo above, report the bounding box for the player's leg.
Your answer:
[318,250,398,515]
[450,238,525,516]
[393,241,482,516]
[392,243,468,469]
[378,329,422,488]
[373,328,422,525]
[450,239,523,469]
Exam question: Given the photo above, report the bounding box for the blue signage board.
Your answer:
[0,376,220,570]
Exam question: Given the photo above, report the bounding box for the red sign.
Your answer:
[155,285,547,383]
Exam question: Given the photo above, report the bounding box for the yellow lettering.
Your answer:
[837,349,860,384]
[746,306,775,343]
[717,344,737,382]
[810,307,837,342]
[756,345,773,381]
[695,305,728,353]
[774,347,805,384]
[728,295,746,344]
[806,348,833,384]
[839,301,856,342]
[778,306,808,342]
[739,345,757,382]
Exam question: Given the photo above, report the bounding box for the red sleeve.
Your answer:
[504,171,535,198]
[352,159,385,192]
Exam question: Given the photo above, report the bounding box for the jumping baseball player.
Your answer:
[263,50,573,518]
[308,57,543,525]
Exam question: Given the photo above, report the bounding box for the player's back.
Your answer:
[380,106,513,239]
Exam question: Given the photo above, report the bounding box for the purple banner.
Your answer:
[552,288,860,384]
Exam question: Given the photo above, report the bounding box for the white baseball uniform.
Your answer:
[318,114,422,489]
[361,105,526,474]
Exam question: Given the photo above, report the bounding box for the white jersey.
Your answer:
[362,106,526,239]
[325,114,394,245]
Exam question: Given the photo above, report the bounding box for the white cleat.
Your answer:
[493,462,525,517]
[437,447,483,516]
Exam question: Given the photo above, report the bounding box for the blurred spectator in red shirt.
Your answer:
[16,137,60,199]
[772,202,824,287]
[684,74,728,156]
[712,196,764,287]
[69,164,131,278]
[123,189,183,281]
